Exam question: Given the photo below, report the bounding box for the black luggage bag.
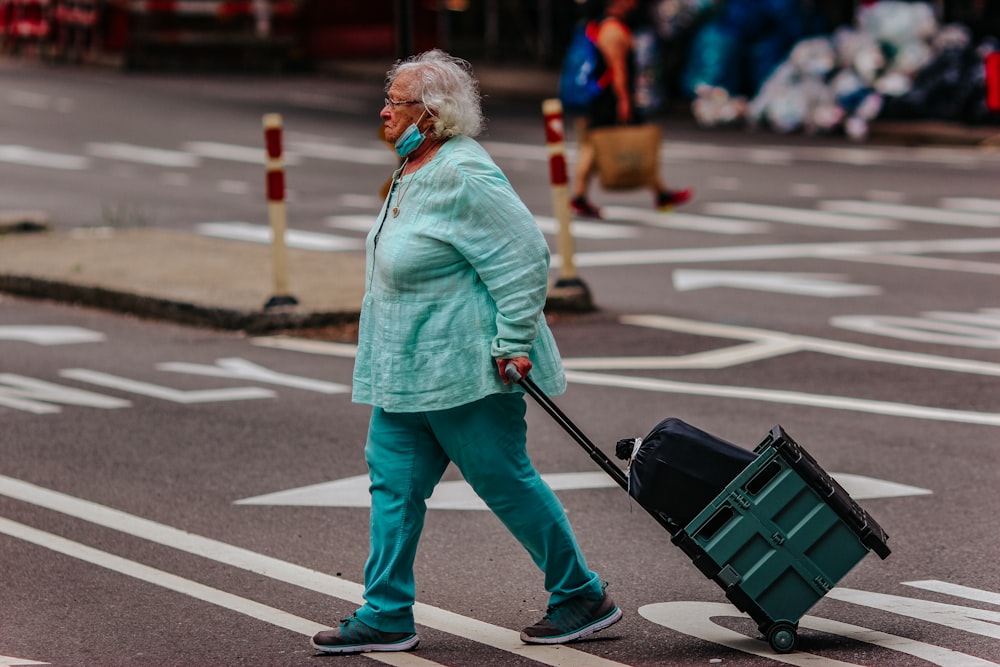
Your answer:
[615,417,756,528]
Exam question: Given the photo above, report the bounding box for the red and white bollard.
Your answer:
[542,99,583,284]
[262,113,298,309]
[542,99,592,310]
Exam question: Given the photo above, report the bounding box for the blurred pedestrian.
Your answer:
[310,49,622,655]
[570,0,693,219]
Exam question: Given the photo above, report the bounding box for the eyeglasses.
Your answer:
[384,98,422,108]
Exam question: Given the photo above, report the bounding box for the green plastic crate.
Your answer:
[671,425,890,653]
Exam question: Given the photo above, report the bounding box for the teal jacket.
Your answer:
[352,135,566,412]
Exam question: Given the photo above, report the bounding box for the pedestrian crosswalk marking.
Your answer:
[86,142,200,168]
[672,270,881,297]
[705,202,900,230]
[196,222,364,251]
[0,145,88,170]
[941,197,1000,213]
[821,200,1000,227]
[603,207,770,234]
[564,236,1000,269]
[0,475,630,667]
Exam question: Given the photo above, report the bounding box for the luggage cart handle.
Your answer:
[504,363,630,492]
[506,364,680,534]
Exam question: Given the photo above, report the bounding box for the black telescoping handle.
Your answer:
[509,367,629,491]
[505,363,679,534]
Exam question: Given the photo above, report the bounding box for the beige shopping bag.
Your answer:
[587,124,662,190]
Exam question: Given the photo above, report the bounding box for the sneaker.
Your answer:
[570,196,603,219]
[520,586,623,645]
[311,614,419,654]
[656,188,693,210]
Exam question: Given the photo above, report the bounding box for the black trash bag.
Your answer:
[615,417,756,527]
[881,38,1000,125]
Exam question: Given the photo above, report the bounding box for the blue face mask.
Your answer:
[394,110,428,158]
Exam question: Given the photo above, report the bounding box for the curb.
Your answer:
[0,273,363,334]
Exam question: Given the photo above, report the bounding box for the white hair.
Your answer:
[386,49,485,139]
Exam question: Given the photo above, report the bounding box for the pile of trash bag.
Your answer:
[687,1,1000,139]
[680,0,829,104]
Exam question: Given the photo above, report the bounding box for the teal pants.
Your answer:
[355,392,603,633]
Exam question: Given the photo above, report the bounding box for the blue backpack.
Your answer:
[559,21,612,112]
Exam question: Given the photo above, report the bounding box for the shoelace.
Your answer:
[543,599,592,631]
[340,615,377,642]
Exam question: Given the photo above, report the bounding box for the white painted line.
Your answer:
[0,374,131,413]
[252,336,359,357]
[7,89,54,110]
[59,369,275,403]
[0,653,47,665]
[336,194,384,209]
[838,253,1000,275]
[663,143,795,166]
[831,313,1000,349]
[5,90,72,113]
[0,145,88,170]
[704,203,900,230]
[833,473,931,499]
[533,215,637,239]
[827,588,1000,642]
[326,214,377,232]
[157,358,351,395]
[0,517,328,638]
[479,141,551,162]
[0,518,444,667]
[86,142,199,168]
[181,141,301,167]
[286,140,395,166]
[940,197,1000,213]
[672,270,880,297]
[622,314,1000,376]
[237,470,929,509]
[640,600,999,666]
[0,326,105,345]
[0,475,630,667]
[820,200,1000,228]
[602,208,770,234]
[238,472,620,509]
[904,580,1000,606]
[563,339,804,371]
[564,369,1000,426]
[196,222,364,252]
[216,179,251,195]
[250,315,1000,379]
[564,237,1000,268]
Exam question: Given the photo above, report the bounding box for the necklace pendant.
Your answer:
[392,207,400,217]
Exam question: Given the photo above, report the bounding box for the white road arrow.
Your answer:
[0,655,48,666]
[235,471,928,509]
[0,326,105,345]
[59,369,274,404]
[673,269,881,297]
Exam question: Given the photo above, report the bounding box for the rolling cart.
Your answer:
[506,367,891,654]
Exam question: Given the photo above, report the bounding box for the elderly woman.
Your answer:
[310,49,621,655]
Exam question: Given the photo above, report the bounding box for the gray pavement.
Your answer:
[0,225,367,332]
[2,62,998,332]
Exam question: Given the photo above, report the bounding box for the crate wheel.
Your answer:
[767,623,797,653]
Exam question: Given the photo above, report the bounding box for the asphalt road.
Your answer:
[2,58,1000,666]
